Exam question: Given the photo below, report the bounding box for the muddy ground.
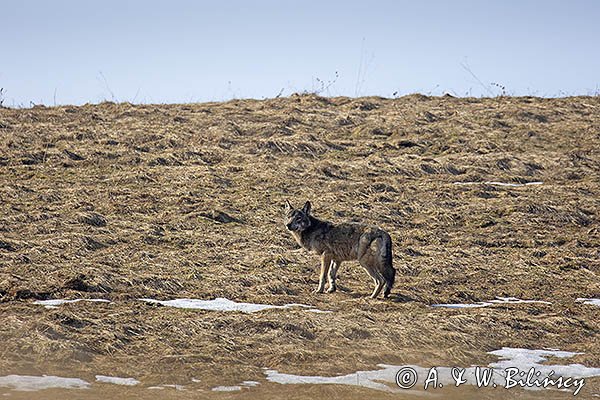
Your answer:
[0,94,599,398]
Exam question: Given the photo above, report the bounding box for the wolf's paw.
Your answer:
[313,287,325,294]
[326,285,336,293]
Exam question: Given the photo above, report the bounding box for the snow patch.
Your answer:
[162,384,186,391]
[140,297,327,314]
[0,375,90,391]
[95,375,140,386]
[212,385,242,392]
[265,365,409,393]
[432,297,551,308]
[576,298,600,306]
[211,380,260,392]
[454,181,543,187]
[265,347,600,394]
[33,299,110,309]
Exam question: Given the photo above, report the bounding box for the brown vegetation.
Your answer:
[0,94,599,397]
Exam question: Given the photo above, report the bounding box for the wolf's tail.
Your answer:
[382,233,395,298]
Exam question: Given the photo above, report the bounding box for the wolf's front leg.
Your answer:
[314,253,332,293]
[326,260,341,293]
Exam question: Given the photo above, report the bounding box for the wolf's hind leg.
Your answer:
[315,253,332,294]
[359,253,386,299]
[382,267,395,298]
[377,233,395,298]
[369,264,386,298]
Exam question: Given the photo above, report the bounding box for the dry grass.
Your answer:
[0,94,599,394]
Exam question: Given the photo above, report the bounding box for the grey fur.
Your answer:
[284,200,396,298]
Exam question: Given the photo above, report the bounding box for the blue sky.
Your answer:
[2,0,599,105]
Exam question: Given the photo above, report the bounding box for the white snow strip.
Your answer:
[454,181,543,187]
[140,297,327,314]
[305,309,333,313]
[432,296,551,308]
[33,299,111,309]
[487,347,600,387]
[161,384,186,391]
[212,385,242,392]
[265,365,417,393]
[95,375,140,386]
[576,298,600,306]
[488,297,551,305]
[0,375,90,391]
[211,380,260,391]
[265,348,600,394]
[431,303,490,309]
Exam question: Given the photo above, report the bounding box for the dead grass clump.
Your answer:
[77,212,107,227]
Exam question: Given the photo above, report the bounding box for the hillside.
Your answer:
[0,94,599,398]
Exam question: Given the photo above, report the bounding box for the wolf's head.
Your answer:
[284,200,312,232]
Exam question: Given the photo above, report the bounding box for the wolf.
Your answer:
[284,200,395,298]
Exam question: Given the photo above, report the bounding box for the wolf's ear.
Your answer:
[302,201,311,215]
[284,200,293,212]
